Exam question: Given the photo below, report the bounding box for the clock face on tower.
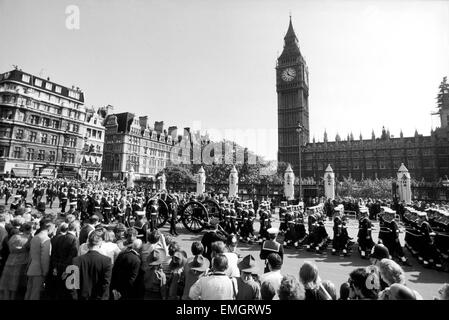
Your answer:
[281,67,296,82]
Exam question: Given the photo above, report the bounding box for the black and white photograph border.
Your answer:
[0,0,448,309]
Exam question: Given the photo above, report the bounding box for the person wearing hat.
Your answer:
[236,254,261,300]
[417,212,442,269]
[59,188,68,213]
[181,253,209,300]
[9,195,22,211]
[66,201,79,220]
[143,249,167,300]
[378,209,411,266]
[357,208,375,259]
[167,250,186,300]
[3,185,11,205]
[260,227,283,273]
[133,211,148,241]
[201,217,227,262]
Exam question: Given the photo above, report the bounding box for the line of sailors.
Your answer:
[403,206,449,270]
[218,199,271,244]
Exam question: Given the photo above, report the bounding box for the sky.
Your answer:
[1,0,448,160]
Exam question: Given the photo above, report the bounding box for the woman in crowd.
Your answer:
[348,267,379,300]
[0,221,32,300]
[278,274,305,300]
[299,261,332,300]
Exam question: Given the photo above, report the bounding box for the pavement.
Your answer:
[9,193,448,300]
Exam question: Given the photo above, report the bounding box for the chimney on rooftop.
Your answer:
[168,126,178,139]
[154,121,164,133]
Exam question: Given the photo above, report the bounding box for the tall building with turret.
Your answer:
[276,18,449,182]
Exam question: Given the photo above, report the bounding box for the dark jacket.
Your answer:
[111,249,142,299]
[72,250,112,300]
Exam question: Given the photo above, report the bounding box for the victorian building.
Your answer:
[0,68,105,178]
[276,19,449,182]
[102,112,188,180]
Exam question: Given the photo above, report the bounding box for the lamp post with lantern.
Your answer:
[296,122,304,201]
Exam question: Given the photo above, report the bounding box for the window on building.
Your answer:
[0,127,10,138]
[22,74,30,83]
[35,79,42,86]
[13,146,21,158]
[29,131,37,142]
[45,82,52,90]
[69,137,76,148]
[38,150,45,160]
[41,133,48,144]
[55,86,62,94]
[27,148,35,160]
[67,153,75,163]
[51,135,57,145]
[52,120,59,129]
[98,131,102,140]
[42,118,50,127]
[0,146,8,157]
[15,129,24,140]
[49,151,56,161]
[29,115,39,125]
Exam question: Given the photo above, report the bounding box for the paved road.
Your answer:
[9,193,447,300]
[165,210,448,300]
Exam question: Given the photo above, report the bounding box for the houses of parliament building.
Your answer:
[277,18,449,182]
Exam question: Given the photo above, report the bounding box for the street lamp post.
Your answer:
[296,122,304,202]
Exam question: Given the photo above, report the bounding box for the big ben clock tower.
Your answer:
[277,16,309,176]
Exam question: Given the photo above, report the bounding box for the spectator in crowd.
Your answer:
[141,230,168,270]
[25,218,54,300]
[100,229,121,266]
[201,218,227,262]
[0,221,32,300]
[299,261,332,300]
[260,281,276,300]
[339,282,350,300]
[189,254,237,300]
[70,230,112,300]
[436,283,449,300]
[378,259,405,286]
[211,241,239,277]
[348,267,379,300]
[46,221,79,300]
[111,239,142,300]
[382,283,422,300]
[143,249,167,300]
[278,274,305,300]
[236,254,261,300]
[259,253,283,297]
[322,280,337,300]
[167,250,186,300]
[78,215,100,245]
[182,245,208,300]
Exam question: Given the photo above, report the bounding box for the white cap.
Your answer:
[135,211,145,216]
[267,227,279,234]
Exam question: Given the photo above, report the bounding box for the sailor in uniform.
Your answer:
[133,210,148,242]
[416,212,442,269]
[357,208,375,259]
[260,227,284,273]
[59,187,68,213]
[378,209,411,266]
[146,199,159,232]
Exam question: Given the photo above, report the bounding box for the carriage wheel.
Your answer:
[181,201,208,233]
[156,199,169,228]
[202,199,222,220]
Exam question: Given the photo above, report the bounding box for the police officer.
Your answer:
[260,227,284,273]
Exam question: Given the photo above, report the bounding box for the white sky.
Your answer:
[1,0,448,160]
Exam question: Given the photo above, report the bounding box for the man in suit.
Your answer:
[111,239,142,299]
[70,230,112,300]
[25,218,55,300]
[79,215,100,245]
[201,218,227,262]
[46,221,79,300]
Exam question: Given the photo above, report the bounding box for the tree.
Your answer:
[161,165,195,186]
